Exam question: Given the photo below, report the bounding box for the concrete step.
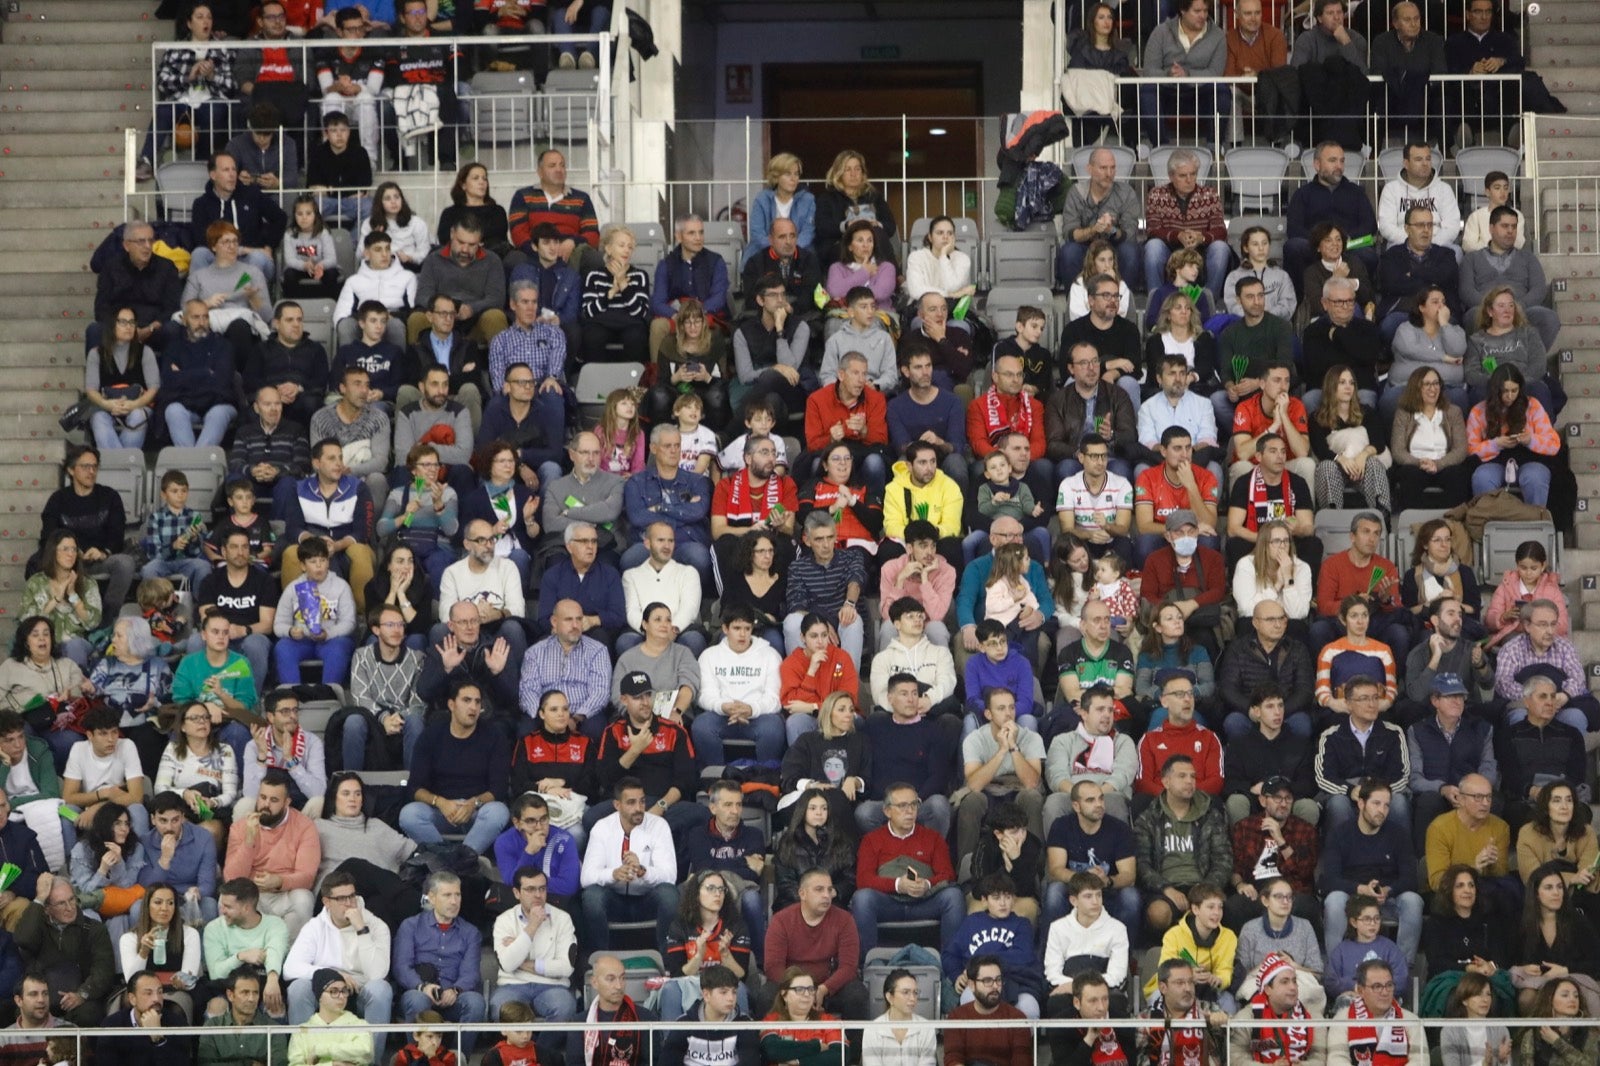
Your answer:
[0,269,95,295]
[0,70,151,93]
[1537,91,1600,116]
[0,90,149,113]
[1540,70,1600,95]
[0,227,101,255]
[0,320,87,345]
[0,156,128,182]
[0,412,83,443]
[10,20,171,46]
[1529,44,1596,67]
[13,1,163,22]
[0,180,121,209]
[0,206,123,232]
[0,44,149,71]
[0,295,90,320]
[0,131,129,156]
[0,109,146,134]
[1532,25,1600,46]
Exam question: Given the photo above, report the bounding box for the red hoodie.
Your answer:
[1135,717,1225,796]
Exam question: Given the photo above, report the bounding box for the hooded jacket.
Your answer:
[1132,789,1232,892]
[868,636,957,709]
[190,179,287,251]
[881,461,964,540]
[1377,172,1464,247]
[333,257,418,319]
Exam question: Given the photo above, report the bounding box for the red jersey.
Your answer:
[1134,465,1221,525]
[711,472,799,528]
[1231,394,1308,463]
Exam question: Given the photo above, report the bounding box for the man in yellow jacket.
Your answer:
[882,442,965,571]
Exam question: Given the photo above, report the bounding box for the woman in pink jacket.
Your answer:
[1485,540,1569,646]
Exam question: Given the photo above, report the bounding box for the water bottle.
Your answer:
[152,927,168,967]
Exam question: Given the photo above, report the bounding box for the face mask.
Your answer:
[1173,536,1198,556]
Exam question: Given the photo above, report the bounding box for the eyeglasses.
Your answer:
[1092,291,1119,300]
[1164,689,1195,699]
[973,976,1004,987]
[1363,982,1396,993]
[429,308,458,317]
[183,715,210,724]
[701,883,727,894]
[1458,791,1492,802]
[323,986,352,996]
[506,377,535,386]
[464,536,493,545]
[786,986,816,995]
[519,815,551,827]
[885,800,921,810]
[570,537,599,545]
[325,893,358,905]
[1325,297,1356,307]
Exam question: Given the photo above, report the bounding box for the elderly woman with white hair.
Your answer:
[579,223,651,365]
[89,614,174,779]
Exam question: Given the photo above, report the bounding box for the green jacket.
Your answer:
[1132,790,1233,894]
[13,902,116,1003]
[199,1007,289,1066]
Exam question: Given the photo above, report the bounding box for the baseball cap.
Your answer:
[619,671,654,698]
[1164,509,1199,532]
[1430,673,1469,697]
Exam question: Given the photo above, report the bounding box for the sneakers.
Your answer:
[135,159,154,182]
[558,51,576,69]
[578,51,596,69]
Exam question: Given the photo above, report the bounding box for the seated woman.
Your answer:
[759,967,849,1066]
[1141,291,1219,403]
[1383,285,1469,427]
[743,152,816,269]
[362,544,434,654]
[647,298,730,430]
[1484,539,1568,646]
[1230,520,1313,644]
[1067,239,1131,320]
[118,881,201,1020]
[152,701,238,846]
[0,616,91,762]
[903,215,975,306]
[1134,602,1217,730]
[1324,894,1408,1011]
[84,308,160,452]
[825,220,897,318]
[457,441,540,592]
[22,530,103,673]
[1514,860,1600,1017]
[1401,518,1484,639]
[1314,595,1397,724]
[771,785,858,911]
[1467,363,1560,508]
[814,149,897,265]
[1437,973,1509,1066]
[1513,977,1600,1062]
[1296,221,1374,331]
[659,869,755,1022]
[798,444,884,560]
[1389,365,1475,508]
[1466,285,1565,417]
[1419,864,1515,1017]
[182,220,270,369]
[1517,781,1600,925]
[778,618,860,746]
[375,443,460,596]
[1222,225,1296,323]
[1309,365,1389,512]
[67,801,147,926]
[1142,248,1215,333]
[313,771,419,933]
[721,531,787,650]
[578,224,651,366]
[135,2,236,181]
[778,692,868,824]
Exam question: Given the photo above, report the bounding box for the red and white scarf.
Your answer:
[1143,1000,1211,1066]
[1245,466,1293,533]
[980,386,1034,446]
[582,995,641,1066]
[1073,725,1117,775]
[726,470,783,522]
[267,727,309,768]
[1246,954,1312,1063]
[1346,996,1409,1066]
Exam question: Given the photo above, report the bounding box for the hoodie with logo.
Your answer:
[660,1003,758,1066]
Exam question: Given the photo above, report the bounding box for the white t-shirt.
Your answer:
[65,738,143,791]
[1056,471,1133,534]
[678,425,721,471]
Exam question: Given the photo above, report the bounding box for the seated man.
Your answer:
[1138,511,1228,658]
[1133,427,1221,564]
[850,782,965,958]
[1291,0,1368,67]
[1229,365,1314,488]
[881,453,965,573]
[966,355,1052,502]
[392,366,476,492]
[308,366,391,506]
[1046,344,1139,484]
[1313,674,1411,834]
[1227,951,1324,1065]
[802,350,891,493]
[782,511,867,666]
[1407,672,1497,841]
[194,528,278,689]
[139,791,218,922]
[230,383,313,504]
[14,874,116,1025]
[1328,960,1424,1065]
[1223,433,1318,572]
[1223,681,1317,823]
[1498,667,1589,827]
[1284,141,1380,293]
[202,877,291,1019]
[620,522,707,657]
[1302,276,1384,415]
[955,517,1055,672]
[578,778,680,955]
[392,872,487,1050]
[403,294,490,426]
[332,235,414,350]
[409,217,508,347]
[1310,512,1413,667]
[1459,210,1559,359]
[440,518,529,665]
[1494,601,1600,731]
[1058,278,1143,407]
[649,214,730,356]
[91,220,181,353]
[1218,603,1317,740]
[620,426,714,581]
[40,445,137,616]
[1044,685,1136,829]
[871,594,957,711]
[1050,600,1134,742]
[1214,278,1297,429]
[189,152,284,282]
[161,300,240,449]
[1042,871,1131,1013]
[1043,780,1141,937]
[1138,0,1226,148]
[532,523,625,648]
[1136,670,1225,798]
[902,293,976,393]
[63,705,151,839]
[519,599,614,741]
[241,689,328,811]
[1316,779,1424,969]
[1423,772,1518,916]
[507,149,602,262]
[958,686,1045,860]
[885,346,970,496]
[763,870,868,1020]
[1377,141,1462,251]
[1132,754,1232,938]
[488,865,579,1036]
[276,439,377,614]
[709,435,799,591]
[1142,149,1231,299]
[1056,146,1140,288]
[1226,777,1320,931]
[565,955,663,1066]
[1371,2,1447,143]
[590,672,701,837]
[740,219,821,324]
[282,870,393,1026]
[99,971,191,1066]
[682,779,769,949]
[1052,433,1134,562]
[858,675,960,836]
[399,679,511,854]
[223,768,319,941]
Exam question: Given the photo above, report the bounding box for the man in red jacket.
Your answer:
[802,351,890,493]
[849,783,965,960]
[967,355,1051,494]
[1135,668,1225,800]
[1139,510,1228,657]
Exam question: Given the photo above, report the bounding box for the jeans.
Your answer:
[165,402,238,447]
[1143,238,1233,299]
[849,885,965,959]
[551,2,611,56]
[399,990,487,1053]
[1042,879,1142,935]
[854,794,953,838]
[318,194,374,228]
[90,408,151,451]
[1323,890,1424,962]
[1057,238,1140,290]
[1472,460,1552,507]
[488,982,578,1027]
[342,710,427,770]
[399,799,511,854]
[141,98,235,164]
[287,975,392,1027]
[690,711,786,764]
[141,555,213,591]
[273,634,356,686]
[579,882,679,955]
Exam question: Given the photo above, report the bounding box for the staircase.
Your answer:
[0,0,164,643]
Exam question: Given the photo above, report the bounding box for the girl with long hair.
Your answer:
[1048,534,1094,644]
[1438,972,1509,1066]
[281,194,342,298]
[1513,862,1600,1016]
[1467,362,1560,506]
[360,181,431,268]
[983,543,1039,634]
[1231,520,1313,636]
[1514,977,1600,1062]
[772,785,859,909]
[67,801,146,920]
[596,388,646,476]
[1068,239,1131,319]
[120,881,201,1019]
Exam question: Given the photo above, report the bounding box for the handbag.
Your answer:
[57,398,92,433]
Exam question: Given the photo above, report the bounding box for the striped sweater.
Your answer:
[580,267,651,322]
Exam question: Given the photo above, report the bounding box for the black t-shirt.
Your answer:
[1226,469,1312,531]
[196,566,277,627]
[994,337,1052,395]
[1045,814,1135,879]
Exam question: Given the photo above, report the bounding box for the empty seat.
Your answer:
[544,68,602,142]
[96,448,149,527]
[1481,519,1559,581]
[468,71,541,145]
[156,161,210,223]
[862,948,940,1020]
[1224,147,1291,212]
[1227,213,1287,261]
[985,231,1055,286]
[983,284,1054,342]
[625,221,666,275]
[1453,146,1521,211]
[574,363,645,414]
[702,219,745,280]
[1376,146,1409,182]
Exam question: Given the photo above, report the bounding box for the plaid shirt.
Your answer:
[519,634,611,723]
[1494,632,1586,701]
[488,321,567,393]
[1231,813,1318,894]
[142,505,207,561]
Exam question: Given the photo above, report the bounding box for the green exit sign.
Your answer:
[861,45,901,60]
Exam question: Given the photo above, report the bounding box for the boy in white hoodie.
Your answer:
[334,231,417,348]
[1043,871,1130,1007]
[693,604,785,765]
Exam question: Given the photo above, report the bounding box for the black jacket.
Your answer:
[95,253,183,328]
[189,180,287,252]
[403,332,487,397]
[1216,635,1317,720]
[95,1004,193,1066]
[1222,728,1315,800]
[246,335,330,398]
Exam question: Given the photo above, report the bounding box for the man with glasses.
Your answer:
[1049,600,1134,742]
[440,518,529,665]
[14,875,115,1025]
[1406,670,1496,842]
[1226,777,1320,931]
[480,360,566,497]
[405,295,488,433]
[1135,669,1224,798]
[733,273,815,425]
[489,282,566,414]
[543,430,626,556]
[344,610,426,774]
[1422,770,1517,912]
[1047,343,1138,487]
[283,869,393,1027]
[412,217,508,347]
[1059,276,1143,413]
[489,865,579,1043]
[189,152,285,283]
[954,514,1054,669]
[236,1,310,136]
[92,221,180,351]
[967,356,1047,495]
[1494,601,1600,731]
[1314,676,1412,834]
[851,782,965,959]
[243,691,328,811]
[1374,204,1462,349]
[1328,960,1422,1066]
[709,433,800,588]
[944,956,1031,1066]
[531,522,624,648]
[40,445,136,614]
[492,794,579,904]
